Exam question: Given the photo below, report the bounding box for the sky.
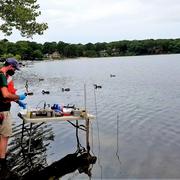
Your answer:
[1,0,180,44]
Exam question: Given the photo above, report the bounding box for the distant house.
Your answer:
[99,50,108,57]
[111,48,120,56]
[48,51,61,59]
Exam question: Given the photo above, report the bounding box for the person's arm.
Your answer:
[0,86,19,101]
[0,73,26,102]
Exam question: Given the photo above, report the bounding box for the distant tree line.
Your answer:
[1,38,180,61]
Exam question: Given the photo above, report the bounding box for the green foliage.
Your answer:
[14,54,21,60]
[84,43,95,51]
[84,50,97,57]
[0,0,48,37]
[43,42,57,54]
[0,53,21,60]
[1,53,14,58]
[57,41,68,55]
[1,38,180,60]
[63,44,79,57]
[32,49,43,59]
[0,41,6,55]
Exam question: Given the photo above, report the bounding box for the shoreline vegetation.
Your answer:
[0,38,180,61]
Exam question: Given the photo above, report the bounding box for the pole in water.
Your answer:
[116,113,121,164]
[84,84,87,110]
[84,83,90,152]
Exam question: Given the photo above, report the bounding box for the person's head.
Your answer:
[4,58,20,76]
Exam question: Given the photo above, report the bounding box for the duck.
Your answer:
[94,84,102,89]
[39,78,44,81]
[110,74,116,77]
[42,90,50,94]
[62,88,70,92]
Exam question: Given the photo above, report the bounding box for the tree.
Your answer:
[84,50,97,57]
[6,41,17,55]
[32,49,43,59]
[95,42,107,51]
[15,41,31,59]
[84,43,95,51]
[76,44,84,57]
[57,41,68,55]
[63,44,78,57]
[0,0,48,37]
[0,40,7,55]
[43,42,57,54]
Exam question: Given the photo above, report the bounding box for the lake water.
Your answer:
[9,54,180,179]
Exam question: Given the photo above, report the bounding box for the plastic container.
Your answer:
[72,110,81,116]
[52,104,62,112]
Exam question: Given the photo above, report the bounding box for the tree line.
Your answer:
[1,38,180,61]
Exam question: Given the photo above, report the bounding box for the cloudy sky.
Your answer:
[1,0,180,44]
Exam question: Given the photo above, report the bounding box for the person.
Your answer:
[0,58,26,168]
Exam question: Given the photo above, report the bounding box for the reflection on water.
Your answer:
[8,122,54,175]
[0,120,97,179]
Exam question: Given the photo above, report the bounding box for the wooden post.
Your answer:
[84,84,90,152]
[86,117,90,153]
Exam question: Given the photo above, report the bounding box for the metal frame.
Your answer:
[18,113,91,154]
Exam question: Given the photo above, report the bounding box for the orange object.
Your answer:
[7,76,17,94]
[63,113,72,116]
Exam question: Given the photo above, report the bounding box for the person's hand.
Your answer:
[18,101,27,109]
[18,93,26,100]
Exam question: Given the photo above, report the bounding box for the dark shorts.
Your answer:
[0,111,12,137]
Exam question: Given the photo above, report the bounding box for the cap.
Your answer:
[5,58,20,70]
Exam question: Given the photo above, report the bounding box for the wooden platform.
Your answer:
[18,113,95,123]
[18,109,95,154]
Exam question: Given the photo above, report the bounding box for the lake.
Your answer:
[9,54,180,179]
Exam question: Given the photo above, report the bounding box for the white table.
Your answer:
[18,112,95,154]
